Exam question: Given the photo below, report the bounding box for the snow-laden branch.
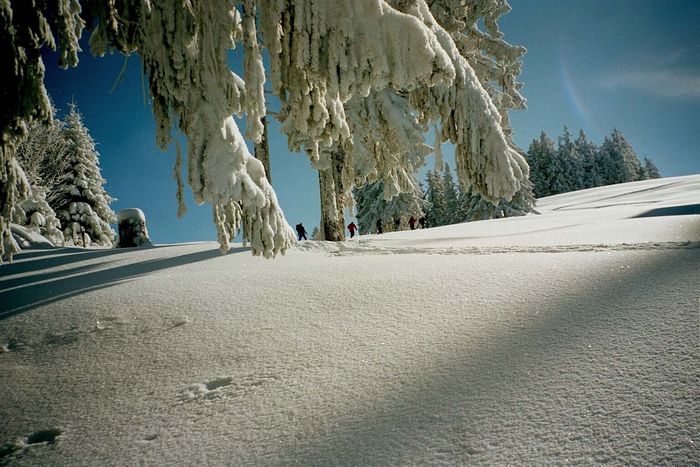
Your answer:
[259,0,456,162]
[90,1,295,257]
[403,0,528,202]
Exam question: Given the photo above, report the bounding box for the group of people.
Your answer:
[295,215,427,241]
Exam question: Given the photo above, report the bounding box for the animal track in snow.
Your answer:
[178,374,279,403]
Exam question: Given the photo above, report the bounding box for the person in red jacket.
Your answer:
[347,221,358,238]
[408,216,417,230]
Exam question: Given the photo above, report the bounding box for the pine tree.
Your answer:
[425,170,447,227]
[597,129,642,185]
[353,179,427,235]
[52,104,116,247]
[640,157,661,179]
[461,179,535,221]
[526,132,556,198]
[548,127,581,194]
[19,184,64,246]
[575,129,601,188]
[442,164,461,225]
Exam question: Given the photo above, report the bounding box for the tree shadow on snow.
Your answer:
[0,246,250,320]
[631,203,700,218]
[280,247,699,464]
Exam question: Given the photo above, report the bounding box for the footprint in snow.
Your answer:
[0,428,63,459]
[178,374,279,403]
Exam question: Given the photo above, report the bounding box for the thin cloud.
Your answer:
[597,69,700,98]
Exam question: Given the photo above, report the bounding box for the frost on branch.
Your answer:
[90,1,294,257]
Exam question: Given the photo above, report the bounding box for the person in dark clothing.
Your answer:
[376,219,383,234]
[347,221,358,238]
[408,216,417,230]
[295,223,307,240]
[418,216,427,229]
[394,217,401,231]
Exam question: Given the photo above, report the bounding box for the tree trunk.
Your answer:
[318,148,346,241]
[254,116,271,183]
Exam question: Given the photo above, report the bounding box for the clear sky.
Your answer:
[42,1,700,244]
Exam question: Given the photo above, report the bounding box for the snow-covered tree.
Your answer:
[461,178,534,221]
[575,129,600,189]
[354,178,428,235]
[640,157,661,180]
[2,0,529,259]
[52,104,116,247]
[548,127,582,195]
[442,164,461,225]
[19,184,64,246]
[597,129,641,185]
[425,169,448,227]
[526,132,555,198]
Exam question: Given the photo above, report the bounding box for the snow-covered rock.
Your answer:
[116,208,152,248]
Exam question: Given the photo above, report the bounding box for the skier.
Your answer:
[408,216,417,230]
[376,219,383,234]
[295,223,308,240]
[418,216,427,229]
[347,221,358,238]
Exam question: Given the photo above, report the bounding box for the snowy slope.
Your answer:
[1,175,698,466]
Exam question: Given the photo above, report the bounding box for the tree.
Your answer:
[640,157,661,180]
[52,104,116,247]
[597,129,641,185]
[354,178,428,235]
[461,179,534,221]
[425,170,448,227]
[575,129,600,189]
[2,0,529,260]
[526,132,556,198]
[442,164,461,225]
[548,127,581,195]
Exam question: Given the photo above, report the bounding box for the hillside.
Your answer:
[1,175,699,465]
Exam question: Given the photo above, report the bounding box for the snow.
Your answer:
[1,175,698,465]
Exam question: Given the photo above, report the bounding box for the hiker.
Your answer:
[295,223,308,241]
[418,216,427,229]
[408,216,416,230]
[394,217,401,231]
[376,219,383,234]
[347,221,358,238]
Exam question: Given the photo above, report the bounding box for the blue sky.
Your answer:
[42,1,700,244]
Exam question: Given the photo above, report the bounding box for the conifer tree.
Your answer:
[597,129,642,185]
[575,129,600,188]
[548,127,581,194]
[52,104,116,247]
[442,164,461,225]
[640,157,662,180]
[354,178,427,235]
[526,132,555,198]
[425,170,447,227]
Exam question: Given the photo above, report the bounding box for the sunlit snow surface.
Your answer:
[1,175,698,465]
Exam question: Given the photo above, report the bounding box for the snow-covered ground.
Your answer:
[1,175,698,465]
